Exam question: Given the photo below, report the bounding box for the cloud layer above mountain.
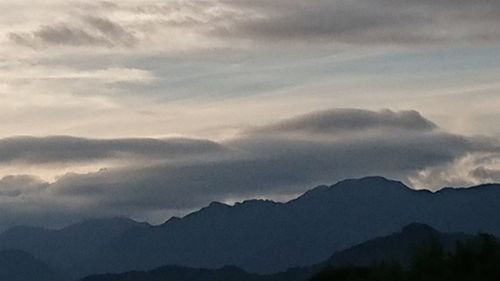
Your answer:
[0,109,498,230]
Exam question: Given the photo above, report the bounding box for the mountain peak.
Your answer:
[235,199,279,207]
[331,176,411,193]
[208,201,230,208]
[180,201,231,221]
[61,217,143,233]
[401,223,438,236]
[296,176,410,202]
[335,176,406,187]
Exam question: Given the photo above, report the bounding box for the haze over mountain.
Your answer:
[3,177,500,279]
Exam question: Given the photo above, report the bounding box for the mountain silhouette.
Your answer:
[75,177,500,276]
[2,176,500,279]
[79,224,474,281]
[0,249,63,281]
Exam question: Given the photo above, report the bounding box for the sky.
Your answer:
[0,0,499,229]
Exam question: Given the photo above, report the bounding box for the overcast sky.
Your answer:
[0,0,499,229]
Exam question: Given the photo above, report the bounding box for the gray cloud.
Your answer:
[470,166,500,182]
[0,136,224,164]
[248,109,437,136]
[48,131,478,211]
[0,175,48,197]
[0,108,498,230]
[8,0,500,50]
[218,0,500,46]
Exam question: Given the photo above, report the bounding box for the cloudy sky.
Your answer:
[0,0,499,229]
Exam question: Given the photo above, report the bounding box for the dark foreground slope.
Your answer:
[319,223,468,268]
[80,224,474,281]
[81,266,263,281]
[313,233,500,281]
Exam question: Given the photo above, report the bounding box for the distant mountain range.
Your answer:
[80,223,472,281]
[0,217,146,271]
[0,250,62,281]
[1,176,500,280]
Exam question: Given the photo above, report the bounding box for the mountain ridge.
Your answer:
[74,176,500,276]
[2,176,500,279]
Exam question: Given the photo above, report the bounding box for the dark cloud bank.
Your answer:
[0,108,498,230]
[219,0,500,46]
[8,0,500,49]
[0,136,223,164]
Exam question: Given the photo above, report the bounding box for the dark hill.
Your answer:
[319,223,469,268]
[81,265,262,281]
[79,224,473,281]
